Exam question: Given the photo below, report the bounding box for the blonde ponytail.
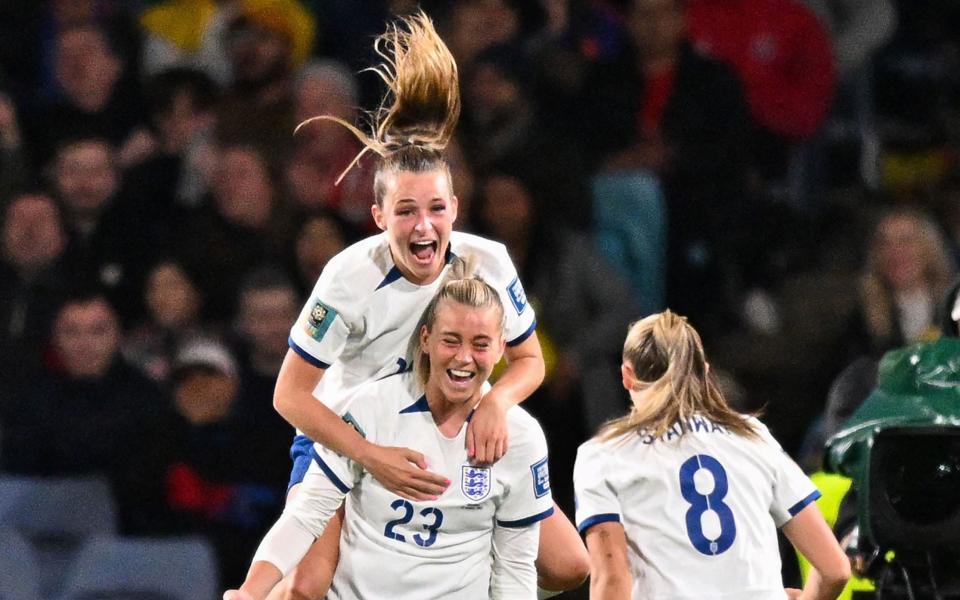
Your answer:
[599,311,758,442]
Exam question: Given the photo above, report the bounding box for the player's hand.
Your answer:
[362,444,449,501]
[467,389,510,465]
[223,590,254,600]
[784,588,803,599]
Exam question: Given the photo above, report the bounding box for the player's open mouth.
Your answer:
[410,240,437,263]
[447,368,475,384]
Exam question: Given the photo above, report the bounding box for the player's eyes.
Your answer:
[430,204,446,213]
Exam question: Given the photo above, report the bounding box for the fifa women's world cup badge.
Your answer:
[461,465,491,501]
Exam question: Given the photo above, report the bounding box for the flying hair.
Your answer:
[406,255,506,388]
[295,11,460,189]
[598,310,759,442]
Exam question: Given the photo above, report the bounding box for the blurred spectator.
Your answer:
[443,0,525,71]
[686,0,837,183]
[140,0,237,86]
[0,91,29,197]
[122,259,209,383]
[162,335,284,587]
[282,60,375,230]
[289,211,353,297]
[28,22,147,170]
[587,0,753,339]
[477,171,637,430]
[50,137,154,321]
[0,289,171,534]
[125,68,221,215]
[215,0,315,158]
[461,44,589,229]
[0,192,68,379]
[846,206,957,359]
[230,266,300,458]
[175,143,293,321]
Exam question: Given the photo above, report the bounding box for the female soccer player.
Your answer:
[225,268,554,599]
[266,11,586,599]
[574,311,851,599]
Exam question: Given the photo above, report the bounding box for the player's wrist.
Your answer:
[351,439,380,468]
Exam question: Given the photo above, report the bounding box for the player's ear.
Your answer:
[419,324,431,354]
[371,202,387,231]
[621,362,635,391]
[449,194,459,224]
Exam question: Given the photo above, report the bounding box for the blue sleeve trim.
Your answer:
[497,506,554,528]
[288,337,331,369]
[577,513,621,534]
[506,319,537,347]
[310,448,351,494]
[787,490,822,517]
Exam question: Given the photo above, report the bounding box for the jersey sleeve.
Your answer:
[495,412,554,528]
[288,256,356,369]
[573,439,622,534]
[490,521,540,599]
[758,423,822,527]
[481,243,537,347]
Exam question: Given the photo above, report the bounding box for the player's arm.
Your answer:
[584,521,631,600]
[468,332,545,463]
[491,521,540,599]
[224,470,347,599]
[782,503,850,600]
[274,349,449,500]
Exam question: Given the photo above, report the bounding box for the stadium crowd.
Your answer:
[0,0,959,596]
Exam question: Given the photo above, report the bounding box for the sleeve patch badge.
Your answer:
[305,299,338,342]
[507,277,528,315]
[531,456,550,498]
[342,411,365,439]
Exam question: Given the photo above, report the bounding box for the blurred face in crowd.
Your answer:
[55,25,121,110]
[446,0,520,67]
[372,169,458,285]
[145,262,202,329]
[3,194,66,272]
[175,367,237,424]
[874,213,928,292]
[295,215,347,286]
[54,297,121,379]
[53,140,118,216]
[480,174,533,242]
[628,0,685,60]
[238,285,299,360]
[227,21,291,86]
[212,145,274,228]
[467,62,523,127]
[156,89,215,154]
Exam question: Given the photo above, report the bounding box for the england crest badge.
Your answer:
[461,465,491,502]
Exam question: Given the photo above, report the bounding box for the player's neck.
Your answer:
[425,388,481,437]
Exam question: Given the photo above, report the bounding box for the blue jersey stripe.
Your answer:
[577,513,621,534]
[288,337,331,369]
[787,490,822,517]
[497,506,555,528]
[506,319,537,347]
[310,448,351,493]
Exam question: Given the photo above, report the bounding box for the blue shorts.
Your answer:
[287,434,314,491]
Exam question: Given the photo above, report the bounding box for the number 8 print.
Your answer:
[678,454,737,556]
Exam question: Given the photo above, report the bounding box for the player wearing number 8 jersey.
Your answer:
[225,266,552,599]
[574,311,850,600]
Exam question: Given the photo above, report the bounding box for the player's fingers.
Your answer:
[410,469,450,493]
[402,448,429,470]
[493,437,506,462]
[466,424,477,458]
[475,438,493,465]
[400,483,439,501]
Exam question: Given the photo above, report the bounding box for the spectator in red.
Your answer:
[686,0,836,143]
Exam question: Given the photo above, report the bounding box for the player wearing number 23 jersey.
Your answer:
[574,311,849,600]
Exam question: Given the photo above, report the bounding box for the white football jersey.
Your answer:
[287,373,553,599]
[288,231,536,414]
[574,416,820,600]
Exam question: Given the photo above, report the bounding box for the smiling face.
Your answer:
[372,170,458,285]
[421,299,504,408]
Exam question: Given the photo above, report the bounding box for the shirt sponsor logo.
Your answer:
[507,277,527,315]
[531,456,550,498]
[461,465,491,502]
[305,299,337,342]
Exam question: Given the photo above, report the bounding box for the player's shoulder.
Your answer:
[504,405,547,451]
[346,371,422,425]
[450,232,512,271]
[323,233,394,292]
